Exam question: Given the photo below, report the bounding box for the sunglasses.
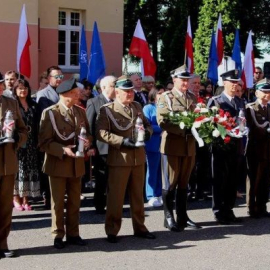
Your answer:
[50,74,64,79]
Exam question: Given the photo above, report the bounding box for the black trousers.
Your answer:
[94,155,108,211]
[211,146,238,217]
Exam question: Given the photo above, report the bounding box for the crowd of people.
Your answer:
[0,63,269,258]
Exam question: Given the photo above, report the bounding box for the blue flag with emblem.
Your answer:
[232,29,242,74]
[207,29,218,85]
[87,21,106,85]
[79,25,88,81]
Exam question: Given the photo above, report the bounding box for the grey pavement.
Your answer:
[1,194,270,270]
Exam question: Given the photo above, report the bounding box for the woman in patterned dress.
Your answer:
[13,79,40,210]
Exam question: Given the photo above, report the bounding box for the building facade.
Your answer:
[0,0,123,89]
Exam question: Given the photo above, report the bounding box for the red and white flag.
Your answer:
[215,14,224,66]
[185,16,194,74]
[241,31,255,89]
[129,19,156,77]
[17,4,31,78]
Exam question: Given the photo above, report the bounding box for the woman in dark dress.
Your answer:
[13,79,40,210]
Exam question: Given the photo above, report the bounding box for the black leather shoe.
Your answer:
[186,219,202,229]
[134,231,156,239]
[227,212,243,223]
[95,209,106,215]
[0,249,17,258]
[214,216,231,225]
[54,238,65,249]
[107,234,117,243]
[66,236,86,246]
[260,211,270,218]
[164,218,182,232]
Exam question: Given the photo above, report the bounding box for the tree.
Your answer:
[193,0,238,77]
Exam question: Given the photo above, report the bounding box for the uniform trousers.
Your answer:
[246,154,270,214]
[105,164,147,236]
[211,147,238,217]
[49,176,81,239]
[161,154,195,191]
[145,152,162,200]
[0,175,15,249]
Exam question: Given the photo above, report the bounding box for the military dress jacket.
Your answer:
[0,96,28,176]
[246,100,270,161]
[38,102,92,178]
[156,88,197,157]
[96,100,153,167]
[207,92,245,117]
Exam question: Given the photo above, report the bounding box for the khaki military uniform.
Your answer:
[39,102,92,239]
[96,100,153,236]
[157,88,197,190]
[246,100,270,216]
[0,96,27,249]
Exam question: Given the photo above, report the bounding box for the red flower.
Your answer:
[235,129,239,135]
[219,109,225,117]
[195,115,206,122]
[213,117,219,123]
[225,125,232,131]
[197,97,204,103]
[224,136,231,144]
[194,107,201,113]
[225,111,231,118]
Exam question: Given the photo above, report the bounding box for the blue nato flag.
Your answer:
[87,21,106,85]
[232,29,242,74]
[207,29,218,85]
[79,25,88,81]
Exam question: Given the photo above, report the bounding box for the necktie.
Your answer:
[231,98,236,109]
[124,106,131,116]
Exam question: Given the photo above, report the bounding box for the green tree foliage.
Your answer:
[193,0,237,76]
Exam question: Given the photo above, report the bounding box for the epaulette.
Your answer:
[44,103,58,113]
[211,95,220,100]
[162,91,174,99]
[73,104,85,111]
[246,102,256,108]
[100,102,112,109]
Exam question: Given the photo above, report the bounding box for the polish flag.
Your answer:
[129,19,156,77]
[215,14,224,66]
[17,4,31,78]
[241,31,255,89]
[185,16,194,74]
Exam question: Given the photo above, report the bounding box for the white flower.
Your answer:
[169,111,174,116]
[200,108,209,113]
[211,106,219,112]
[194,107,201,113]
[193,121,201,128]
[179,122,185,129]
[181,111,188,116]
[212,129,220,137]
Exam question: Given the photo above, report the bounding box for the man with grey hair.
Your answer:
[189,74,201,99]
[86,75,116,214]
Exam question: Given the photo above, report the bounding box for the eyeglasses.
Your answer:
[50,74,64,79]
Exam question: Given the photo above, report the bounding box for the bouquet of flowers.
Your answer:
[162,101,248,148]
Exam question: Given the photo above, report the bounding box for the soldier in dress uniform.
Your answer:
[39,78,92,249]
[96,76,155,243]
[156,65,201,232]
[0,72,28,258]
[207,69,245,224]
[246,78,270,218]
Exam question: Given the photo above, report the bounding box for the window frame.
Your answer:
[58,9,82,71]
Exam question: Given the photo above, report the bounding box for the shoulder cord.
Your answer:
[48,110,75,141]
[247,105,269,128]
[105,107,134,131]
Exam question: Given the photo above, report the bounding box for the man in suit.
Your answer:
[0,72,28,258]
[246,78,270,218]
[36,66,64,209]
[96,76,155,243]
[130,74,148,107]
[86,75,116,214]
[39,78,92,249]
[157,65,201,232]
[207,69,245,224]
[3,70,18,99]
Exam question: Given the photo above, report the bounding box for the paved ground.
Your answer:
[1,194,270,270]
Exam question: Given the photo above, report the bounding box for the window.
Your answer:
[58,10,81,69]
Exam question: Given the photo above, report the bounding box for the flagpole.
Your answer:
[184,49,187,67]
